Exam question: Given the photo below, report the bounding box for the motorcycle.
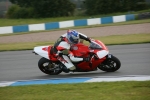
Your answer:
[33,39,121,75]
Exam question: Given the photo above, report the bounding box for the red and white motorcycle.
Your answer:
[33,39,121,75]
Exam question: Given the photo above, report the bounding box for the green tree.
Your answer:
[135,0,149,11]
[8,0,75,18]
[9,0,37,7]
[111,0,122,12]
[85,0,121,15]
[84,0,96,15]
[84,0,149,15]
[120,0,148,11]
[95,0,115,14]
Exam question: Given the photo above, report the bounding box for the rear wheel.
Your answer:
[38,57,62,75]
[98,55,121,72]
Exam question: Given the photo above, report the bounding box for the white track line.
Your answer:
[0,75,150,87]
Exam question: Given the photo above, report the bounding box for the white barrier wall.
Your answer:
[29,23,45,31]
[0,26,13,34]
[87,18,101,25]
[59,20,74,28]
[113,15,126,23]
[0,14,135,34]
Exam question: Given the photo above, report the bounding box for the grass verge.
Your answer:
[0,81,150,100]
[0,9,150,27]
[0,19,150,37]
[0,33,150,51]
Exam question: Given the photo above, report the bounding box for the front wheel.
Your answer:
[98,55,121,72]
[38,57,62,75]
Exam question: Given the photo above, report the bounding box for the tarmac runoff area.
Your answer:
[0,75,150,87]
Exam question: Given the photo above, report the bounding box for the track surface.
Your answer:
[0,43,150,82]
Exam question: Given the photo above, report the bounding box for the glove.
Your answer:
[83,57,90,62]
[58,53,63,56]
[87,37,91,43]
[55,51,63,57]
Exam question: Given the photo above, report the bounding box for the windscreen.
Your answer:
[89,41,102,49]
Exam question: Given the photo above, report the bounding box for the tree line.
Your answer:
[7,0,149,18]
[85,0,149,15]
[7,0,75,18]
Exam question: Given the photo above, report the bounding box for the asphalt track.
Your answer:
[0,43,150,82]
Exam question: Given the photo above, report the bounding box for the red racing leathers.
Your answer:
[52,32,91,71]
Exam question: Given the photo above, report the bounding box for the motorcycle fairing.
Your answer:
[71,43,89,57]
[34,46,50,60]
[76,57,106,71]
[96,50,109,59]
[94,40,108,51]
[90,40,109,59]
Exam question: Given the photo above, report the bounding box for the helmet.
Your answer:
[67,30,79,44]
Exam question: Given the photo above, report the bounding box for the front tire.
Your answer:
[38,57,62,75]
[98,55,121,72]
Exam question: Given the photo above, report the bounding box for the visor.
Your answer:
[69,36,79,44]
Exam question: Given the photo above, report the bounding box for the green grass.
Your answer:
[0,33,150,51]
[0,19,149,51]
[94,33,150,45]
[0,16,86,27]
[68,19,150,31]
[0,10,150,100]
[0,18,149,37]
[0,81,150,100]
[0,9,149,27]
[0,41,54,51]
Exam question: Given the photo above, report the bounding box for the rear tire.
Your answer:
[98,55,121,72]
[38,57,62,75]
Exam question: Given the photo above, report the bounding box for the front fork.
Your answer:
[101,54,112,64]
[107,54,112,59]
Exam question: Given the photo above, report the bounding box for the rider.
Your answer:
[52,30,91,73]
